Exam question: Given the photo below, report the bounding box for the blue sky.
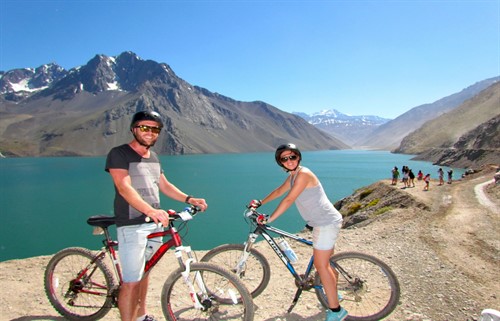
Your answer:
[1,1,498,119]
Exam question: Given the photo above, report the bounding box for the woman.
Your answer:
[249,143,347,321]
[438,168,444,185]
[391,166,399,185]
[424,173,431,191]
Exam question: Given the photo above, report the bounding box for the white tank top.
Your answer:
[291,167,343,227]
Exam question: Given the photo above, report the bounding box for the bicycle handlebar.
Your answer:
[245,206,313,231]
[244,207,269,224]
[145,205,202,223]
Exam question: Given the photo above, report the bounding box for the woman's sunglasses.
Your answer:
[280,155,298,163]
[135,125,161,134]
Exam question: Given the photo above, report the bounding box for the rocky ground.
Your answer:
[1,166,498,321]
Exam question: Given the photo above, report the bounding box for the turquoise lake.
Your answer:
[0,150,463,261]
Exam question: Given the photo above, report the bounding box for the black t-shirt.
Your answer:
[105,144,162,227]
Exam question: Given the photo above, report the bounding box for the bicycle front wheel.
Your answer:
[44,247,117,321]
[315,251,400,321]
[200,243,271,298]
[161,262,254,321]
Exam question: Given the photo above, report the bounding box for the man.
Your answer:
[105,110,208,321]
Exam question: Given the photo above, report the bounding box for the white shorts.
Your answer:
[312,222,342,251]
[117,223,163,282]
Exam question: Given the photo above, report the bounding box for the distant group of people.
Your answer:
[391,166,416,188]
[437,168,454,186]
[391,166,453,191]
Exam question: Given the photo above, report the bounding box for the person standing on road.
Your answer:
[438,168,444,185]
[447,169,453,184]
[248,143,347,321]
[424,173,431,191]
[105,110,208,321]
[402,166,410,189]
[391,166,399,185]
[408,169,416,188]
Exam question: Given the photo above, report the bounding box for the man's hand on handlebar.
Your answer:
[186,197,208,211]
[248,199,262,209]
[146,209,171,226]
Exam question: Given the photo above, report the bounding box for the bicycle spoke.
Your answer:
[44,248,116,321]
[161,263,254,321]
[200,243,271,298]
[315,252,400,321]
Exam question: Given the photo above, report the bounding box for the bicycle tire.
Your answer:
[314,251,400,321]
[161,262,255,321]
[200,243,271,298]
[44,247,117,321]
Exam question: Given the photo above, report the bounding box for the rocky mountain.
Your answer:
[293,109,390,146]
[398,82,500,168]
[356,76,500,150]
[0,64,67,101]
[0,52,348,157]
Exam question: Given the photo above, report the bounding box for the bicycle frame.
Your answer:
[89,208,206,308]
[241,221,324,312]
[246,223,315,278]
[92,213,192,282]
[201,208,401,320]
[46,206,257,321]
[145,225,212,309]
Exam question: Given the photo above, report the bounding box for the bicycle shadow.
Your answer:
[254,303,324,321]
[10,316,65,321]
[261,312,324,320]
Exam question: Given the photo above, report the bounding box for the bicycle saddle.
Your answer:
[87,215,116,228]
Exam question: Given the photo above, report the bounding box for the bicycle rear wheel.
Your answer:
[200,243,271,298]
[161,262,254,321]
[44,247,117,321]
[314,251,400,321]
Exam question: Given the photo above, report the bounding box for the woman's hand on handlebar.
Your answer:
[247,199,262,209]
[244,206,269,224]
[256,214,269,225]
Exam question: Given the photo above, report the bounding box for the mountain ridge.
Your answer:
[293,109,391,146]
[398,82,500,168]
[1,52,498,168]
[0,52,348,157]
[355,76,500,150]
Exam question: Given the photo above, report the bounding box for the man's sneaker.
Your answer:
[142,315,158,321]
[325,307,348,321]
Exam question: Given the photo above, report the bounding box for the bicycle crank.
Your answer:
[294,274,314,290]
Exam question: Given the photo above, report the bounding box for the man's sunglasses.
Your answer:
[280,155,298,163]
[134,125,161,134]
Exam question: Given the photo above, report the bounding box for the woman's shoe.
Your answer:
[325,307,348,321]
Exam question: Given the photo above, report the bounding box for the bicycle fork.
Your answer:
[175,246,239,312]
[174,247,208,310]
[233,233,258,275]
